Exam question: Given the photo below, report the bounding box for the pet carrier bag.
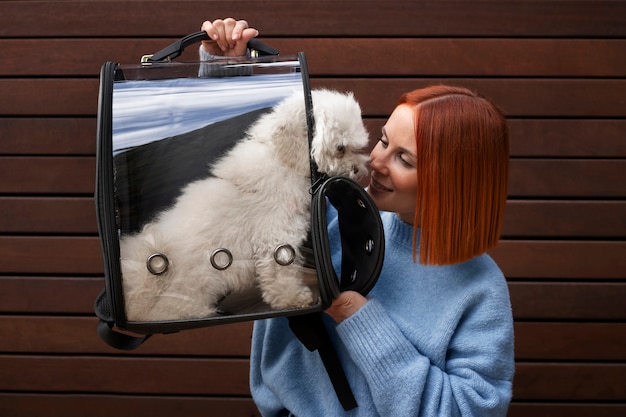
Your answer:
[94,33,384,410]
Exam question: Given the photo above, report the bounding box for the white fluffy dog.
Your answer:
[120,89,369,321]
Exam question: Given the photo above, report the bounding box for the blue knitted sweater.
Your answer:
[250,211,515,416]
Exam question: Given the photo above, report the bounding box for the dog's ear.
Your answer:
[310,103,345,166]
[269,95,311,175]
[310,106,327,161]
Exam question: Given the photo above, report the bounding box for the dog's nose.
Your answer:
[353,164,367,177]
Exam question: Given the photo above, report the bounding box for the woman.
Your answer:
[202,18,515,417]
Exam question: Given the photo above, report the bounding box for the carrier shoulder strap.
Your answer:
[285,78,358,411]
[288,313,358,411]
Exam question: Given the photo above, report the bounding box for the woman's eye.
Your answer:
[400,157,413,167]
[379,137,388,148]
[396,151,415,168]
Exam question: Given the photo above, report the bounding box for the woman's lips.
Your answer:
[369,176,392,193]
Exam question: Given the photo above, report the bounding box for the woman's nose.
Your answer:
[369,150,387,174]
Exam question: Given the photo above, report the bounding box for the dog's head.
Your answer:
[264,89,370,179]
[309,89,369,180]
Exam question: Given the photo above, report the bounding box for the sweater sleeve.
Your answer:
[335,292,514,417]
[198,46,253,77]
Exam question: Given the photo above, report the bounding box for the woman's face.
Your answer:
[368,104,418,224]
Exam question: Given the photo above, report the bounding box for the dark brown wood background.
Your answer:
[1,1,625,416]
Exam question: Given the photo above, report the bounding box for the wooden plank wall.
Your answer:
[1,1,625,415]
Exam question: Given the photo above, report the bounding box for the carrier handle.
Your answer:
[144,31,279,63]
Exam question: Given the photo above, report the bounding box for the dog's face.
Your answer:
[309,90,370,180]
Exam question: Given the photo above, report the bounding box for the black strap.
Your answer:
[148,31,279,62]
[288,313,358,411]
[94,289,150,351]
[297,52,325,193]
[97,320,151,351]
[288,61,358,410]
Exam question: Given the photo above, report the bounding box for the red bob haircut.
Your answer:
[398,85,510,265]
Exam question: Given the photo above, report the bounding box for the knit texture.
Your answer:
[250,211,514,416]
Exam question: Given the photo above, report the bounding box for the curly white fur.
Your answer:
[119,89,369,321]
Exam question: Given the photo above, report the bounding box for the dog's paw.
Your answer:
[267,286,316,310]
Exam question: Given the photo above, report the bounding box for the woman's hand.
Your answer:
[200,18,259,57]
[325,291,368,323]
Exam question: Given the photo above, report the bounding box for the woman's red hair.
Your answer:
[399,85,509,265]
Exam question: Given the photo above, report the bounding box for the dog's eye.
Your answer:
[336,145,346,157]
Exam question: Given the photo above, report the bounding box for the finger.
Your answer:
[240,27,259,43]
[210,19,230,51]
[230,19,250,41]
[222,17,238,47]
[230,23,258,56]
[200,20,219,40]
[229,27,259,56]
[200,20,228,54]
[325,291,367,322]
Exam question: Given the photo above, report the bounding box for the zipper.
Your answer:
[95,61,127,327]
